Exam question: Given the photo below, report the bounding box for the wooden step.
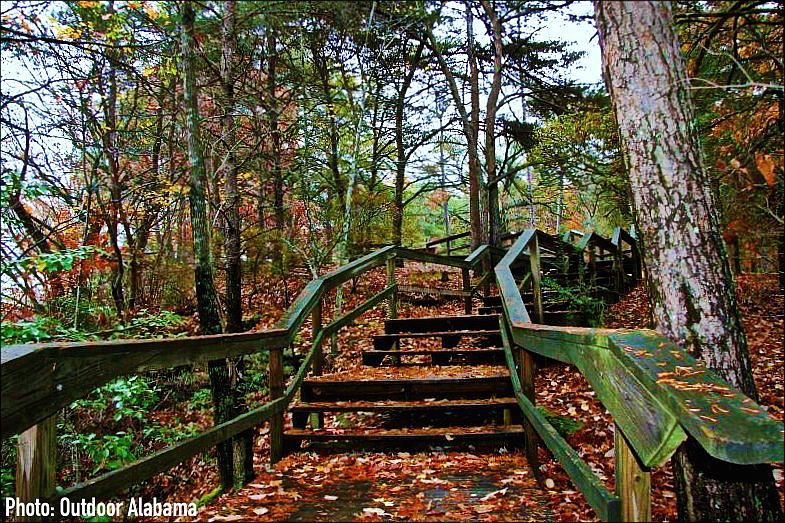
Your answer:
[478,306,503,315]
[362,348,505,366]
[291,397,518,414]
[373,330,501,350]
[283,425,525,451]
[300,375,513,402]
[384,314,500,334]
[482,296,503,307]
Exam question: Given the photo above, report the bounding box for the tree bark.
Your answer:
[466,4,483,249]
[393,40,425,246]
[221,0,254,486]
[480,1,503,247]
[595,2,782,520]
[181,1,241,491]
[425,7,483,249]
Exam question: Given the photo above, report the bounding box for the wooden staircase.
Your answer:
[284,313,524,452]
[478,294,588,326]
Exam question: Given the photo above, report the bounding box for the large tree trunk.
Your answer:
[595,2,782,521]
[181,1,242,491]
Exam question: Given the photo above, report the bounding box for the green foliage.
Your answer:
[111,309,186,339]
[537,406,584,437]
[15,246,109,274]
[73,376,159,423]
[187,388,213,412]
[1,315,89,344]
[543,277,608,327]
[142,421,200,445]
[1,436,17,497]
[61,431,137,474]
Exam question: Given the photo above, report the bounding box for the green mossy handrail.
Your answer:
[496,229,785,466]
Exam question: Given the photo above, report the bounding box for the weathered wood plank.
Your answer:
[507,324,785,465]
[608,331,785,465]
[277,278,325,335]
[462,268,472,314]
[576,345,687,466]
[495,229,534,325]
[1,329,289,438]
[425,230,471,248]
[322,245,397,288]
[16,416,56,521]
[529,233,544,323]
[324,286,396,337]
[395,246,472,269]
[501,335,621,521]
[615,424,651,522]
[269,346,284,464]
[397,285,472,298]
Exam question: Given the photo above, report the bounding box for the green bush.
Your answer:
[74,376,159,423]
[1,316,89,344]
[187,388,213,412]
[61,432,137,474]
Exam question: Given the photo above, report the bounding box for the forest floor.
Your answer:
[134,270,783,522]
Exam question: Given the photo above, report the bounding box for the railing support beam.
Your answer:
[529,234,544,323]
[462,267,472,314]
[16,416,56,521]
[518,347,541,479]
[615,423,651,522]
[269,346,284,464]
[310,303,324,430]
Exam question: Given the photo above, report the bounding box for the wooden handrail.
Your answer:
[425,230,471,248]
[495,228,785,520]
[1,329,290,439]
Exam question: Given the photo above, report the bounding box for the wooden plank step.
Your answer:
[362,348,505,366]
[373,330,501,350]
[384,314,500,334]
[283,425,525,450]
[397,285,472,298]
[291,397,518,414]
[300,376,513,402]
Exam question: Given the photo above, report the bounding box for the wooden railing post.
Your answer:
[16,416,56,521]
[615,423,651,522]
[387,256,397,319]
[387,256,400,363]
[529,234,544,323]
[518,347,541,479]
[462,267,472,314]
[613,245,624,294]
[269,346,284,464]
[310,302,324,429]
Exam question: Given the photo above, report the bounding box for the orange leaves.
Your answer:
[754,153,779,187]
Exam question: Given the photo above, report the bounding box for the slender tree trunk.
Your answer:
[481,1,503,247]
[425,10,482,248]
[102,4,125,318]
[266,31,285,236]
[595,2,782,520]
[393,41,425,246]
[466,4,483,249]
[222,1,242,335]
[182,1,242,491]
[221,1,254,486]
